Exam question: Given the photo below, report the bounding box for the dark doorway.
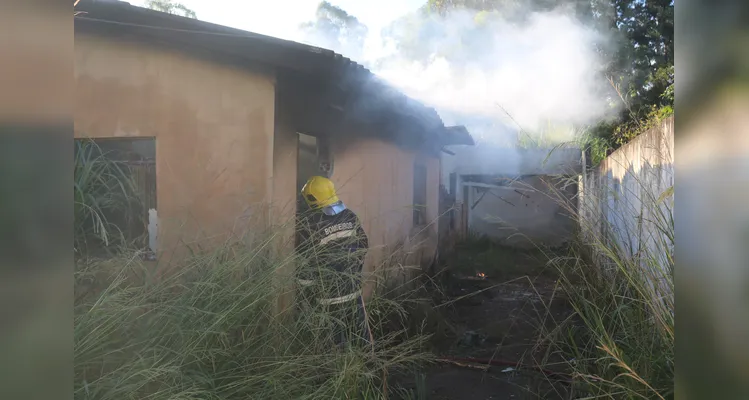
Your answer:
[295,132,334,245]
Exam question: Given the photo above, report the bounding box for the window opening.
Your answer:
[73,137,156,259]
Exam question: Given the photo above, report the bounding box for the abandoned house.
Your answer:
[74,0,474,282]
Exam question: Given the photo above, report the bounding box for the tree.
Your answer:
[588,0,674,151]
[617,0,673,108]
[145,0,197,19]
[299,1,369,59]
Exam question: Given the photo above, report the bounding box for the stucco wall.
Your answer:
[75,34,276,264]
[270,105,300,243]
[330,138,440,294]
[579,116,674,268]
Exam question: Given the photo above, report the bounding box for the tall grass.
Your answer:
[446,131,674,397]
[74,232,434,400]
[535,150,674,398]
[73,142,437,399]
[74,139,144,256]
[481,101,674,397]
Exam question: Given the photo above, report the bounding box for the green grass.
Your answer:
[74,237,434,400]
[533,167,674,399]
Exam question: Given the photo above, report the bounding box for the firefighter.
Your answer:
[296,175,373,348]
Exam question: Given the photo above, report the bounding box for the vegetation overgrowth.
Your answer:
[74,243,434,399]
[535,161,674,398]
[73,140,436,399]
[449,162,674,398]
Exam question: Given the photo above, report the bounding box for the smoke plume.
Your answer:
[296,4,616,146]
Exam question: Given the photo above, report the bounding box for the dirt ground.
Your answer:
[392,243,576,400]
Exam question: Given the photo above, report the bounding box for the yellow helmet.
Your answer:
[301,176,340,209]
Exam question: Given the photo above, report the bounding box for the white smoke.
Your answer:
[295,5,616,147]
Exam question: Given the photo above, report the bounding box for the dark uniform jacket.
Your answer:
[296,208,369,302]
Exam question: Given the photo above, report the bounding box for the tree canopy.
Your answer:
[299,1,368,60]
[145,0,198,19]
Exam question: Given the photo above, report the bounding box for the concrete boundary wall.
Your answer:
[579,116,674,274]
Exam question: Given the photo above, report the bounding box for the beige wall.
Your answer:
[270,105,300,314]
[75,34,276,264]
[270,106,299,239]
[421,153,441,245]
[330,137,440,295]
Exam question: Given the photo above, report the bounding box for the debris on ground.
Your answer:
[392,245,576,399]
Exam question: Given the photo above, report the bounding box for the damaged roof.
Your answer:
[74,0,474,148]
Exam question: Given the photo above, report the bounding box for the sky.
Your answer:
[127,0,425,41]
